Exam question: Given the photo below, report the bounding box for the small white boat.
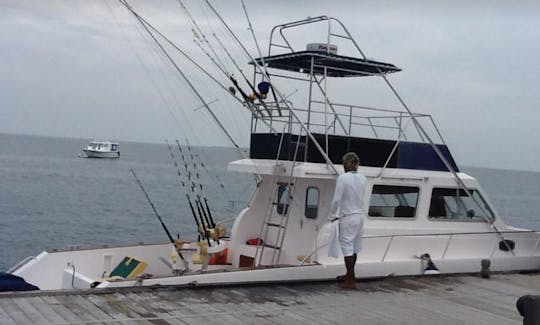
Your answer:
[8,15,539,291]
[82,140,120,159]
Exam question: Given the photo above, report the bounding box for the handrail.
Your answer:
[301,229,540,266]
[363,229,540,239]
[6,255,36,274]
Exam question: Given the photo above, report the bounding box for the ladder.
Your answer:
[254,132,304,266]
[255,179,296,266]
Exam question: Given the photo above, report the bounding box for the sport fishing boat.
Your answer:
[7,15,539,291]
[82,140,120,158]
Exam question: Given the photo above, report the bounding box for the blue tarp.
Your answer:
[0,272,39,292]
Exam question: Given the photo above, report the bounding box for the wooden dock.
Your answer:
[1,272,538,324]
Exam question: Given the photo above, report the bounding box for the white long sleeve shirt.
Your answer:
[329,171,366,219]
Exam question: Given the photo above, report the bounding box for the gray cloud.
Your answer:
[0,0,539,171]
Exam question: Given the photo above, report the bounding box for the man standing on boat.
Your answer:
[329,152,366,289]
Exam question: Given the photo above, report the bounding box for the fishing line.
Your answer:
[166,140,212,246]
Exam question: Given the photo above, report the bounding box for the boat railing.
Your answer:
[252,100,445,144]
[6,255,36,274]
[304,230,540,265]
[370,230,540,263]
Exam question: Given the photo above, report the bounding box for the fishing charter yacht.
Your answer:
[82,140,120,158]
[7,15,540,291]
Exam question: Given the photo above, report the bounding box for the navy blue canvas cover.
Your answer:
[0,272,39,292]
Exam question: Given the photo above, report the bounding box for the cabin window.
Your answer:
[305,187,319,219]
[276,183,290,215]
[368,185,419,218]
[428,188,495,222]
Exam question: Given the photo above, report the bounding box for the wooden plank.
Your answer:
[0,298,32,324]
[12,297,47,324]
[0,304,17,325]
[26,296,65,324]
[40,295,84,324]
[71,294,117,323]
[85,294,140,325]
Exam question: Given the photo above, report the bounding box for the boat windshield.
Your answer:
[429,188,495,222]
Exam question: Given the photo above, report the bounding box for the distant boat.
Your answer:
[82,140,120,159]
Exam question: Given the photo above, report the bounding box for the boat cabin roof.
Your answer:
[250,51,401,77]
[89,141,118,145]
[228,158,476,186]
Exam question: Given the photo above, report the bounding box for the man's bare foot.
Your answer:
[336,275,346,282]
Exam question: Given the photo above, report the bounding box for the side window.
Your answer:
[276,183,290,215]
[368,185,419,218]
[305,187,319,219]
[429,188,495,222]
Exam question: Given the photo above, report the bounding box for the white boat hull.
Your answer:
[82,149,120,159]
[10,230,540,291]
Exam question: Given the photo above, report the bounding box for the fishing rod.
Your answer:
[192,37,263,117]
[129,168,190,271]
[175,0,228,75]
[166,140,212,246]
[175,140,220,244]
[177,0,260,116]
[189,23,264,118]
[212,33,272,117]
[240,0,282,117]
[193,38,229,79]
[183,139,218,229]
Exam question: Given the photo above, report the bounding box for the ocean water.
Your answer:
[1,133,540,271]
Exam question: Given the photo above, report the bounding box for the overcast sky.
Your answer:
[1,0,539,171]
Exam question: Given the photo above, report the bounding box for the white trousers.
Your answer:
[339,214,364,256]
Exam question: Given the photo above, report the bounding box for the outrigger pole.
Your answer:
[129,169,190,271]
[165,140,212,246]
[118,0,268,184]
[240,0,282,117]
[118,0,277,132]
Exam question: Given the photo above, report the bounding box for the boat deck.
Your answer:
[1,272,538,324]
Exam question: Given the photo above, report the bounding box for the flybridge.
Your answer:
[245,16,456,172]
